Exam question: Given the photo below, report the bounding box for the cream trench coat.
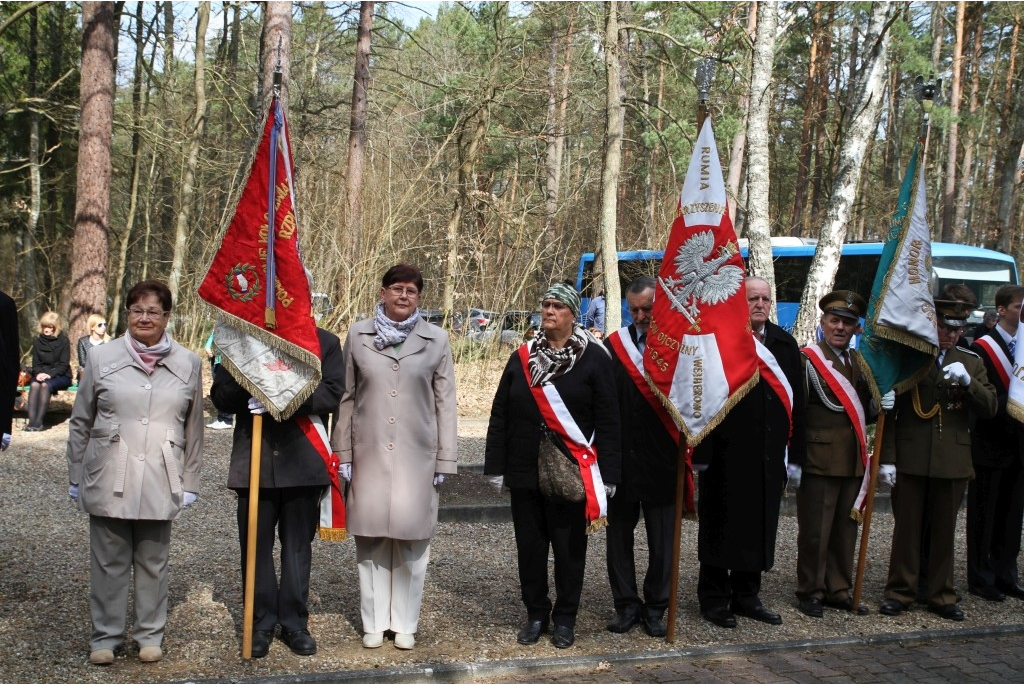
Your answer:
[67,336,204,521]
[331,318,458,540]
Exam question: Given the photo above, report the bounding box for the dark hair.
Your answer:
[126,279,173,312]
[941,283,978,307]
[994,284,1024,309]
[381,263,424,293]
[627,276,656,296]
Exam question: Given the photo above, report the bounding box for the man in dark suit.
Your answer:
[0,290,18,451]
[211,327,344,657]
[692,276,806,628]
[603,276,678,638]
[793,291,873,618]
[879,300,997,621]
[967,284,1024,602]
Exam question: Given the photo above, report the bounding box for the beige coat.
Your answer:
[331,318,457,540]
[67,336,204,521]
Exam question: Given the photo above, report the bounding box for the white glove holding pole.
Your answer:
[880,390,896,411]
[787,464,802,488]
[339,463,352,482]
[879,464,897,488]
[247,397,269,415]
[942,361,971,386]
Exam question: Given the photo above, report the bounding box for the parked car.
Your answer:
[419,308,464,331]
[469,310,541,346]
[465,308,496,334]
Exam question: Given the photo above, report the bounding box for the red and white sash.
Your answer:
[802,345,871,519]
[518,343,608,532]
[607,329,695,515]
[755,336,793,439]
[297,415,347,541]
[974,336,1012,390]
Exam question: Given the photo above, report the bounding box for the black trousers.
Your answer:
[235,486,321,633]
[510,487,587,628]
[697,564,762,612]
[967,460,1024,590]
[605,494,674,618]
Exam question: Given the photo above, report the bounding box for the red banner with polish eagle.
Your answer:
[643,118,758,446]
[197,96,321,422]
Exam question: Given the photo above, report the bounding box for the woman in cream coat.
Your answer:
[331,263,457,651]
[67,280,203,665]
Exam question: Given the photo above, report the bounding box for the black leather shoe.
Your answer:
[997,583,1024,600]
[823,597,871,615]
[249,630,273,658]
[701,606,736,628]
[516,619,548,645]
[640,613,667,637]
[551,624,574,649]
[732,603,783,625]
[929,603,964,621]
[969,585,1006,602]
[606,610,639,633]
[797,597,823,618]
[879,598,905,616]
[281,629,317,656]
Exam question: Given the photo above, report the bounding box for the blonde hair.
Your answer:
[87,313,110,340]
[38,311,61,334]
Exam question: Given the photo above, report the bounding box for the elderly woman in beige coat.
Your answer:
[67,280,203,666]
[331,263,457,651]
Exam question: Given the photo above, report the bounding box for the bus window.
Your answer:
[933,256,1017,308]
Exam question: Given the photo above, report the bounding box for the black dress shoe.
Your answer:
[969,585,1006,602]
[249,630,273,658]
[879,598,905,616]
[732,603,783,625]
[997,583,1024,600]
[823,597,871,615]
[281,629,317,656]
[640,613,667,637]
[929,603,964,621]
[606,610,639,633]
[551,624,575,649]
[516,619,548,645]
[701,606,736,628]
[797,597,823,618]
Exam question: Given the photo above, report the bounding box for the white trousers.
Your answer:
[355,536,430,634]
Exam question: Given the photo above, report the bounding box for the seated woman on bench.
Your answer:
[25,311,72,432]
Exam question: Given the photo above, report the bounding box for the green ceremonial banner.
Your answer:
[858,141,939,402]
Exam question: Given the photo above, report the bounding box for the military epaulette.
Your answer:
[955,345,981,358]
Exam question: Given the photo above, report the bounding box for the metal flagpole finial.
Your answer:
[912,75,941,138]
[696,59,716,102]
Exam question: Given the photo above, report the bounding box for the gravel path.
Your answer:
[2,404,1022,683]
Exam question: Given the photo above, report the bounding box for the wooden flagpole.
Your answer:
[241,414,264,659]
[851,411,884,610]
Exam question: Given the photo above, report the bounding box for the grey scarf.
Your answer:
[373,302,420,350]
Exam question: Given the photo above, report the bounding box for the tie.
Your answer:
[1010,339,1017,359]
[637,333,646,353]
[755,330,765,343]
[841,350,851,368]
[936,351,944,369]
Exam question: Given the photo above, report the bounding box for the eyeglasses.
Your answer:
[128,307,167,320]
[96,323,107,328]
[385,286,419,297]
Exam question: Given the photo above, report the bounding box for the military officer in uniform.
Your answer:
[878,300,998,621]
[794,291,874,618]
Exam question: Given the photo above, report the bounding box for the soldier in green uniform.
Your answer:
[878,300,998,621]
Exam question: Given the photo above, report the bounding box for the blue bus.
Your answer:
[576,238,1019,331]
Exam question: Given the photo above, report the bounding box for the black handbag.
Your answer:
[537,428,585,502]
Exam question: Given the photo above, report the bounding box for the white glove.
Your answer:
[247,397,269,414]
[1,433,10,450]
[943,361,971,386]
[183,491,198,507]
[604,484,617,498]
[433,473,446,486]
[880,390,896,411]
[692,463,709,473]
[787,464,802,488]
[488,475,504,490]
[69,483,79,501]
[879,464,897,488]
[339,463,352,482]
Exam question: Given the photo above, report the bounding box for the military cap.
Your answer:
[934,299,972,327]
[818,290,867,321]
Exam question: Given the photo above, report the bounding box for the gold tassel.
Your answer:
[586,516,608,535]
[265,307,277,329]
[318,527,348,542]
[850,508,863,524]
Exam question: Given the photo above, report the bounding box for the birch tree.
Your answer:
[791,1,894,344]
[342,1,373,304]
[598,0,624,332]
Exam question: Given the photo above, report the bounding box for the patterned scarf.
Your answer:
[373,302,420,350]
[124,333,172,375]
[527,324,589,386]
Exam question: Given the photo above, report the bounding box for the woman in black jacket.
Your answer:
[25,311,72,431]
[484,283,620,650]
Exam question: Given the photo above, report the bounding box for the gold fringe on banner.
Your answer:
[586,516,608,535]
[319,527,348,542]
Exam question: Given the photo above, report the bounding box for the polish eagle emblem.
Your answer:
[658,231,744,327]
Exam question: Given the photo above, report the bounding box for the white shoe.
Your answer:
[138,645,162,662]
[394,633,415,650]
[362,632,384,648]
[207,420,232,430]
[89,648,114,665]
